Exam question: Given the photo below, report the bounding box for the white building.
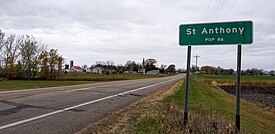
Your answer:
[146,70,159,75]
[91,67,103,74]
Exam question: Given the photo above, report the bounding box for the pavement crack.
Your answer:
[129,93,143,97]
[0,100,59,117]
[65,108,85,112]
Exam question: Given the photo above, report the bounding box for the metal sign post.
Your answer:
[184,46,191,126]
[179,21,253,130]
[236,44,242,131]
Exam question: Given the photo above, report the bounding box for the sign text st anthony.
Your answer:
[179,21,253,45]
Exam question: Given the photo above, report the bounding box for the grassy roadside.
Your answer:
[132,76,275,133]
[0,80,95,91]
[0,74,171,91]
[198,74,275,83]
[61,73,170,81]
[78,79,181,134]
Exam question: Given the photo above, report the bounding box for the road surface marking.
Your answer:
[0,77,179,130]
[0,79,148,94]
[64,87,93,92]
[25,87,94,97]
[1,87,96,100]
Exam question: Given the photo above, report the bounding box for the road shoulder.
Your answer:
[77,80,181,134]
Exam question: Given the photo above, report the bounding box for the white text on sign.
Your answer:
[205,37,224,42]
[186,27,245,35]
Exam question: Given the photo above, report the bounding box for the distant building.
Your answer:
[71,66,83,72]
[85,68,92,73]
[91,67,103,74]
[70,60,74,68]
[124,71,130,74]
[262,71,269,76]
[138,68,145,73]
[146,70,159,75]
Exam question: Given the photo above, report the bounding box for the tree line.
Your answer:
[91,58,177,74]
[0,29,64,80]
[199,66,235,75]
[198,65,275,76]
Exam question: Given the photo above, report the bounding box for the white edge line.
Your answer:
[0,77,179,130]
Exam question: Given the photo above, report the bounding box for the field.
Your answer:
[196,74,275,109]
[132,75,275,133]
[197,74,275,83]
[0,73,170,91]
[61,73,170,81]
[0,80,95,91]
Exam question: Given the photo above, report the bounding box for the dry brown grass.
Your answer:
[77,80,180,134]
[78,78,241,134]
[128,102,238,134]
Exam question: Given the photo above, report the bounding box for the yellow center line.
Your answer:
[64,87,95,93]
[18,87,97,99]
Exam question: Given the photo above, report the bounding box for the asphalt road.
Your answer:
[0,74,183,134]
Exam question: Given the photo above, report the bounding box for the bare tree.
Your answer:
[0,30,5,68]
[145,58,157,66]
[0,30,5,54]
[2,34,23,78]
[0,30,5,76]
[0,29,63,80]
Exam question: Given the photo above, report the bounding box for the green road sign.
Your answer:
[179,21,253,45]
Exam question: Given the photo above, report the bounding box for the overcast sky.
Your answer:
[0,0,274,70]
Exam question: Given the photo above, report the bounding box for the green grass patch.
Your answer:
[0,74,171,91]
[167,77,275,133]
[61,73,170,81]
[132,79,236,133]
[133,76,275,133]
[0,80,95,91]
[197,74,275,82]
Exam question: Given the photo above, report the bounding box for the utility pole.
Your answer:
[142,58,145,74]
[193,55,200,72]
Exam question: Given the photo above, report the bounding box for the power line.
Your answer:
[204,0,212,21]
[214,0,226,21]
[193,55,200,72]
[225,0,237,19]
[213,0,222,21]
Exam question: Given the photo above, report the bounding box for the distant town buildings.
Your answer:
[63,58,166,75]
[70,66,82,72]
[146,70,160,75]
[91,67,103,74]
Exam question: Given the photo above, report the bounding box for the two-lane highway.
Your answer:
[0,74,183,134]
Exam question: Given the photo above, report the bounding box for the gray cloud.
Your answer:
[0,0,274,70]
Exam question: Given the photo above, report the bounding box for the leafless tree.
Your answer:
[2,34,23,77]
[0,30,5,66]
